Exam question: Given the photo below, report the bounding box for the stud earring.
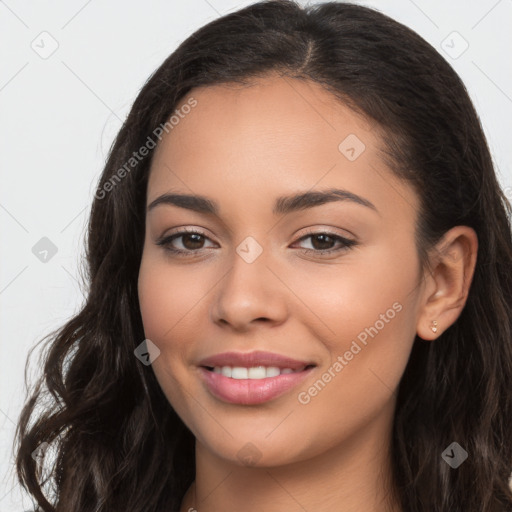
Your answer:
[431,320,438,333]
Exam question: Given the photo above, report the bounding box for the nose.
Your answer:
[210,246,288,331]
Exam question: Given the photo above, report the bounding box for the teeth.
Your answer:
[212,365,305,379]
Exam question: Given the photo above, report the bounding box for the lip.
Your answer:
[198,350,315,371]
[198,365,315,405]
[197,350,317,405]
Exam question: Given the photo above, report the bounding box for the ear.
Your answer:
[416,226,478,341]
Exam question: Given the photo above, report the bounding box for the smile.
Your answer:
[198,365,316,404]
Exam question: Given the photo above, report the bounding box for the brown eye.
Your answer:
[309,233,336,250]
[179,233,206,250]
[156,228,217,256]
[294,231,357,255]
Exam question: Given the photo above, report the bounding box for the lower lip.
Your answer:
[198,366,315,405]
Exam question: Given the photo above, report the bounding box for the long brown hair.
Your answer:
[14,1,512,510]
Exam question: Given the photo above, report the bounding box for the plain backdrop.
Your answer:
[1,0,511,510]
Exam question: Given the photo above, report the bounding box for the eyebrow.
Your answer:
[147,188,378,216]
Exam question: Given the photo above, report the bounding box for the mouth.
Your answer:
[198,364,317,405]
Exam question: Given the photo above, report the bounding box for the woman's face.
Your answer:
[138,74,425,467]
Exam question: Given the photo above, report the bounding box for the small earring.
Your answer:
[431,320,438,333]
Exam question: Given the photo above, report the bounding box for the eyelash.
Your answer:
[156,227,358,257]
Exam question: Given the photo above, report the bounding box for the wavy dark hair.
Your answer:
[13,1,512,511]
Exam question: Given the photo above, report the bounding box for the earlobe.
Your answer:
[417,318,441,342]
[416,226,478,341]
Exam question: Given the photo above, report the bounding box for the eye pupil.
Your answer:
[182,233,204,249]
[311,234,334,250]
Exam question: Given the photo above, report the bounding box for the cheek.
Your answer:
[288,237,418,341]
[137,249,218,404]
[137,251,208,342]
[137,252,205,422]
[289,239,419,399]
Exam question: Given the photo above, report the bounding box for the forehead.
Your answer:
[157,74,373,163]
[147,74,418,221]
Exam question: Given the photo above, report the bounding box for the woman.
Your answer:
[14,1,512,511]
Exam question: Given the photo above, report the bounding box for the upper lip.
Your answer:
[198,350,316,370]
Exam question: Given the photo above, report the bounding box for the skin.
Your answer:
[137,73,478,512]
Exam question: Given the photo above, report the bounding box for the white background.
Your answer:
[1,0,511,510]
